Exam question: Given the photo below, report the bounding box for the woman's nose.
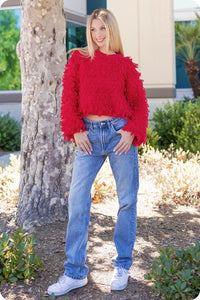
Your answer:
[96,31,102,37]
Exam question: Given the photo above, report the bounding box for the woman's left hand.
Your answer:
[114,130,134,155]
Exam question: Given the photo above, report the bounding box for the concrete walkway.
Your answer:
[0,151,20,166]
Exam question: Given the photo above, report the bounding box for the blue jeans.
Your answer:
[63,118,139,279]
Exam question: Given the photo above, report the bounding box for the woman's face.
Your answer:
[91,18,107,53]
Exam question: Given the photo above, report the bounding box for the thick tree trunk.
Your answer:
[16,0,74,230]
[185,59,200,98]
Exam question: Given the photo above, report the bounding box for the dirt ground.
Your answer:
[0,157,200,300]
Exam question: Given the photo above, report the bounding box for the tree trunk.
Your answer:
[16,0,74,230]
[185,59,200,98]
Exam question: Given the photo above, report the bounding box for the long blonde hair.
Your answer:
[69,9,124,58]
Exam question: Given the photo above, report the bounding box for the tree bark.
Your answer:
[16,0,74,230]
[185,59,200,98]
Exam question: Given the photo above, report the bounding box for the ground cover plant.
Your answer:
[0,227,43,284]
[144,241,200,300]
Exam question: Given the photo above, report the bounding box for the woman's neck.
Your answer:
[98,48,115,55]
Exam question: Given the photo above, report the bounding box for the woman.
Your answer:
[48,8,149,296]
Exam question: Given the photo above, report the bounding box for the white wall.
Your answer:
[139,0,176,89]
[107,0,176,89]
[106,0,139,61]
[63,0,86,17]
[176,88,193,101]
[174,9,200,21]
[148,98,174,120]
[0,103,21,123]
[107,0,176,118]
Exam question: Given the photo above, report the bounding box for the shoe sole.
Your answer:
[111,281,128,291]
[47,278,88,296]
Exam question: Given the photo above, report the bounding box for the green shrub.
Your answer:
[176,101,200,153]
[0,113,21,151]
[144,241,200,300]
[151,98,200,153]
[146,127,161,148]
[0,227,43,284]
[138,127,160,155]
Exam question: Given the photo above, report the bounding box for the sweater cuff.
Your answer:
[62,119,86,142]
[122,120,146,147]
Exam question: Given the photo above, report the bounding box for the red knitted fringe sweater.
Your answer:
[61,49,149,147]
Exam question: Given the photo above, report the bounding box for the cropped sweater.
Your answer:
[61,49,149,146]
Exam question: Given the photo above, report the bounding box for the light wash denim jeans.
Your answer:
[63,117,139,279]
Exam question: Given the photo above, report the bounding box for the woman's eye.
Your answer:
[101,27,106,30]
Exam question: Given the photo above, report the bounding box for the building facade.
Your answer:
[0,0,176,122]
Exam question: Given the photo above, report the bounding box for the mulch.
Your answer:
[0,190,199,299]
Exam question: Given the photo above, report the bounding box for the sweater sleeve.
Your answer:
[60,50,86,142]
[122,58,149,146]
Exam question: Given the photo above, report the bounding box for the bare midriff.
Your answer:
[85,115,113,121]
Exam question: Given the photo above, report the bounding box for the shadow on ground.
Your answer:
[1,201,199,299]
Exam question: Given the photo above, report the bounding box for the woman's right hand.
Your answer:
[74,131,93,154]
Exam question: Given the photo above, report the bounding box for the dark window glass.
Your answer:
[87,0,107,15]
[176,58,191,89]
[66,21,86,52]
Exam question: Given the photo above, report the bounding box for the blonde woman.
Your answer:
[48,8,149,296]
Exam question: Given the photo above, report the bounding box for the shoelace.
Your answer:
[114,267,129,278]
[58,275,67,284]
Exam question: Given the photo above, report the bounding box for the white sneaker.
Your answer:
[47,275,88,296]
[110,267,129,290]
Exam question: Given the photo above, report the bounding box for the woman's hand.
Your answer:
[74,131,93,154]
[114,130,134,155]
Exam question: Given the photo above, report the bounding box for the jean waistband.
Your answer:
[83,117,124,129]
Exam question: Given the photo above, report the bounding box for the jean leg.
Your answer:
[109,145,139,270]
[64,151,106,279]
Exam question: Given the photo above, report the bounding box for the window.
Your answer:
[87,0,107,15]
[66,20,86,51]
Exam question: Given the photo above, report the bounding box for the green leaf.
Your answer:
[50,293,56,300]
[9,276,18,283]
[0,228,43,283]
[180,281,187,290]
[175,293,180,298]
[157,266,162,275]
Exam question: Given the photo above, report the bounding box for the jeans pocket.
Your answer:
[86,126,92,137]
[111,118,127,134]
[111,124,121,134]
[86,127,98,143]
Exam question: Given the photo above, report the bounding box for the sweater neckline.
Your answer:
[96,50,119,57]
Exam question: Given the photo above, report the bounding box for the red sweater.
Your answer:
[61,49,149,146]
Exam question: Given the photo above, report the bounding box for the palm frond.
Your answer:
[175,21,200,62]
